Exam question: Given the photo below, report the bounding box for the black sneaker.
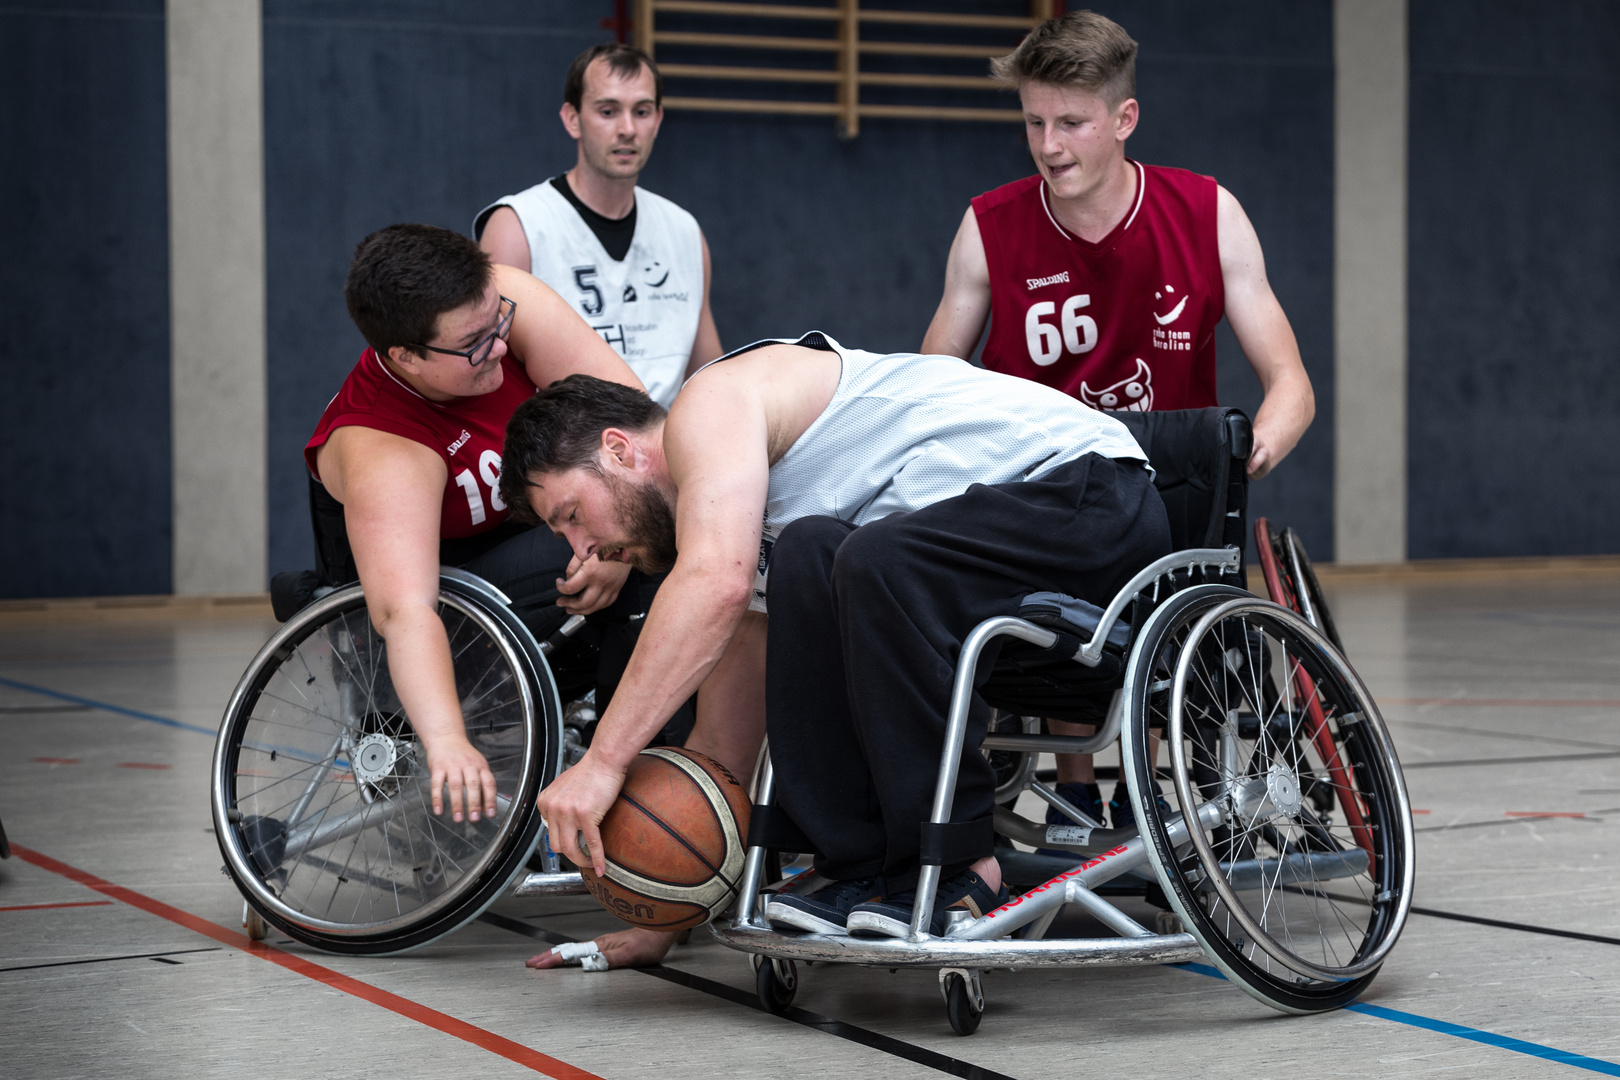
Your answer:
[846,868,1009,939]
[1109,781,1172,832]
[765,875,884,935]
[1036,781,1104,858]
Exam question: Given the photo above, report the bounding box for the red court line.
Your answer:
[1504,811,1586,819]
[0,900,115,913]
[9,844,602,1079]
[1384,697,1620,708]
[30,757,80,765]
[115,762,171,770]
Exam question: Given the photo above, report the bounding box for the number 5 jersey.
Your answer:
[475,179,703,409]
[972,161,1223,412]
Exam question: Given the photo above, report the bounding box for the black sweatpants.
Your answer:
[764,454,1170,883]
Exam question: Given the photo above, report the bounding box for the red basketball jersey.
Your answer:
[973,162,1223,412]
[305,349,538,538]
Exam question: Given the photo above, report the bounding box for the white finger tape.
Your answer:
[550,941,608,972]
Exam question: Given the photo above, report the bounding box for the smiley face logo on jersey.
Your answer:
[643,260,670,288]
[1078,358,1154,412]
[1153,284,1188,326]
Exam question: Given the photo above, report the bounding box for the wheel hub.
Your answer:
[352,733,400,786]
[1265,762,1303,817]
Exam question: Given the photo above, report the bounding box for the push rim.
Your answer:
[1163,596,1413,983]
[212,581,547,944]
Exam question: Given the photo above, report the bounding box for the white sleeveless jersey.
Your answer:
[477,181,703,407]
[726,332,1149,611]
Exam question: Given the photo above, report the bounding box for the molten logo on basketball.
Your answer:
[577,747,752,931]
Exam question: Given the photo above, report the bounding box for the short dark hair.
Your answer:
[500,375,667,523]
[564,43,663,111]
[991,10,1138,106]
[344,224,492,359]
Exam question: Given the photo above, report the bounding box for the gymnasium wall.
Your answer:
[262,0,1335,577]
[0,0,172,598]
[5,1,1616,598]
[1407,0,1620,558]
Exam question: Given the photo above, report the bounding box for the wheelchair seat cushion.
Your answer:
[1017,591,1131,649]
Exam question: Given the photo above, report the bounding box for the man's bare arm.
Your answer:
[537,368,770,874]
[1216,186,1315,479]
[685,232,723,379]
[317,428,498,823]
[921,207,993,359]
[478,206,532,271]
[497,263,643,392]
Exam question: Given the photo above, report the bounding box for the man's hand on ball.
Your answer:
[537,750,626,877]
[423,735,498,823]
[556,554,631,615]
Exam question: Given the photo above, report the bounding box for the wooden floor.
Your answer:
[3,565,1619,1078]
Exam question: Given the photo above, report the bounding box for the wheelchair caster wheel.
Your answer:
[242,901,267,942]
[754,956,797,1014]
[939,968,984,1036]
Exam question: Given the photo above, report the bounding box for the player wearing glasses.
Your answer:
[303,224,642,824]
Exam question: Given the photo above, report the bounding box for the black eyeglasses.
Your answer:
[409,296,516,366]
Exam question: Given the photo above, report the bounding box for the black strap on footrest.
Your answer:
[919,816,994,867]
[746,802,815,853]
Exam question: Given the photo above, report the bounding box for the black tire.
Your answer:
[1122,586,1414,1013]
[755,957,797,1014]
[1278,528,1343,654]
[943,972,983,1036]
[211,571,562,955]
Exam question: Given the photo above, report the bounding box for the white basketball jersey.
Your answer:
[478,181,703,407]
[718,332,1149,611]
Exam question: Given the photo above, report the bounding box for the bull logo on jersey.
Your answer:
[1079,358,1153,412]
[643,260,670,288]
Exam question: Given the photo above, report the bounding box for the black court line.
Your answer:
[1313,889,1620,949]
[0,704,92,715]
[1403,750,1620,770]
[1390,718,1620,754]
[481,912,1020,1080]
[0,946,221,973]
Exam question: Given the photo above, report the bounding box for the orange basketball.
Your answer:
[578,747,753,931]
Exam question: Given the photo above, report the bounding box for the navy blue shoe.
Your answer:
[1109,781,1171,832]
[765,875,883,935]
[846,869,1009,938]
[1035,781,1103,858]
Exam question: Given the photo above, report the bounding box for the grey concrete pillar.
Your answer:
[166,0,267,594]
[1333,0,1408,564]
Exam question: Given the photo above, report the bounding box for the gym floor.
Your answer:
[3,564,1619,1079]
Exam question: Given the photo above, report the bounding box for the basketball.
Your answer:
[578,747,753,931]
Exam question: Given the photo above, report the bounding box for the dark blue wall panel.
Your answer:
[264,0,1334,575]
[0,1,171,598]
[1409,1,1620,557]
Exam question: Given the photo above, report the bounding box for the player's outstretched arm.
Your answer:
[1217,186,1316,479]
[536,369,769,877]
[317,428,498,824]
[684,231,723,379]
[496,262,644,393]
[921,207,994,359]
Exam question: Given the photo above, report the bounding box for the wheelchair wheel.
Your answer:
[1254,519,1343,654]
[1122,586,1414,1013]
[211,573,562,955]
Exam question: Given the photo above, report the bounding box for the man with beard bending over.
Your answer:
[503,331,1169,964]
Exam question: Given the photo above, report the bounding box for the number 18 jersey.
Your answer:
[973,161,1223,412]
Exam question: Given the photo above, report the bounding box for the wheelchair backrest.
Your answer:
[1115,408,1252,560]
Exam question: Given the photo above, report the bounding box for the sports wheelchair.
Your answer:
[210,407,1412,1034]
[714,407,1414,1033]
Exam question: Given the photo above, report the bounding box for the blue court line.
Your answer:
[1175,962,1620,1075]
[0,675,216,737]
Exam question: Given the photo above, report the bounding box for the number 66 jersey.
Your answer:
[972,161,1223,413]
